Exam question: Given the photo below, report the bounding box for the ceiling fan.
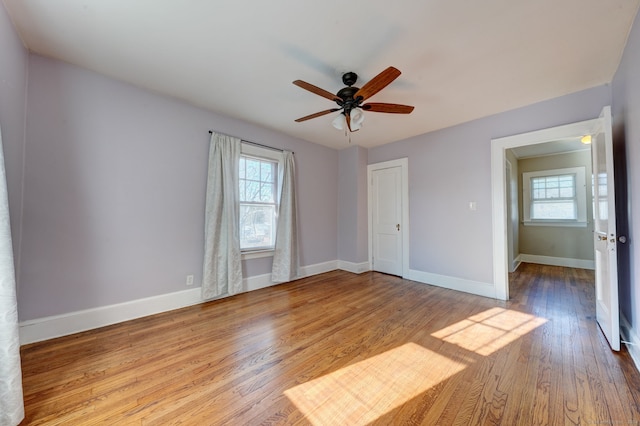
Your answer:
[293,66,414,132]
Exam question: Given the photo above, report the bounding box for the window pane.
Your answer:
[245,181,260,202]
[547,188,559,198]
[246,159,260,180]
[261,162,274,183]
[240,204,275,249]
[260,183,274,202]
[546,178,559,188]
[239,180,246,201]
[532,200,576,220]
[559,187,574,197]
[530,174,576,201]
[239,157,246,179]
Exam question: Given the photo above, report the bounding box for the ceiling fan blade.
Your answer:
[353,67,402,101]
[294,108,340,122]
[362,103,415,114]
[293,80,340,102]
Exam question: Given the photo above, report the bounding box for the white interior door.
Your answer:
[371,166,402,276]
[592,106,620,351]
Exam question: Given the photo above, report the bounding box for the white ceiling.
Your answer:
[3,0,639,150]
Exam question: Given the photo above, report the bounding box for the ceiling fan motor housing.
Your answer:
[336,86,362,113]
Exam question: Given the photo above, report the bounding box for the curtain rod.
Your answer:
[208,130,292,154]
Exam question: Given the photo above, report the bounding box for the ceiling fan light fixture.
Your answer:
[350,108,365,130]
[332,114,346,130]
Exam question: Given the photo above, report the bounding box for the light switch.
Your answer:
[469,201,477,211]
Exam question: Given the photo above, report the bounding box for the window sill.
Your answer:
[523,221,588,228]
[241,249,274,260]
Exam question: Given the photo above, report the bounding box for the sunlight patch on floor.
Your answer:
[431,307,547,356]
[284,342,466,425]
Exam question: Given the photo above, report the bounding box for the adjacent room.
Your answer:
[1,1,640,425]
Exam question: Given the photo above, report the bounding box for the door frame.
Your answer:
[491,118,598,300]
[367,158,410,278]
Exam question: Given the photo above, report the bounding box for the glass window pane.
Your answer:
[239,157,245,179]
[239,204,276,249]
[260,183,274,202]
[261,162,274,183]
[246,159,260,180]
[559,187,574,197]
[245,181,260,201]
[532,200,577,220]
[239,180,246,201]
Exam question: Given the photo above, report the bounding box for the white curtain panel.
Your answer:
[0,127,24,426]
[272,151,300,283]
[202,132,243,300]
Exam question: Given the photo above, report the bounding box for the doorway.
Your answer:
[490,117,599,300]
[491,107,621,351]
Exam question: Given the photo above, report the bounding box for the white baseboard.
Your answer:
[18,287,203,345]
[519,254,595,270]
[621,314,640,373]
[337,260,370,274]
[19,260,340,345]
[299,260,338,278]
[510,255,522,273]
[406,269,496,299]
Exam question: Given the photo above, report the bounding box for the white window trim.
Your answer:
[522,166,587,227]
[239,143,284,258]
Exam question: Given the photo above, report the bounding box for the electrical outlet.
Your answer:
[186,275,194,286]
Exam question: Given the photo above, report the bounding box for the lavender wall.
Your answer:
[18,54,338,321]
[337,145,368,264]
[369,85,611,284]
[612,9,640,335]
[0,2,27,273]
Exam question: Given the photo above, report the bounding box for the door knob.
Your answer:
[619,236,627,244]
[396,224,400,231]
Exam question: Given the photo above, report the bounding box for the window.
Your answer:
[239,144,283,253]
[522,167,587,227]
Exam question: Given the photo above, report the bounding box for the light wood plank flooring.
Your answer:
[19,263,640,425]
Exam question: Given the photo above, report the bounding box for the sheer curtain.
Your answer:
[202,132,243,300]
[272,151,299,283]
[0,127,24,426]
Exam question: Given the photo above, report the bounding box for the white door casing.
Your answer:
[506,160,515,272]
[368,158,409,277]
[591,106,620,351]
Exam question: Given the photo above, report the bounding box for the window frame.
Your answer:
[522,166,587,227]
[239,143,284,258]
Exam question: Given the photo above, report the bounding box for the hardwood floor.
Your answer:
[19,264,640,425]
